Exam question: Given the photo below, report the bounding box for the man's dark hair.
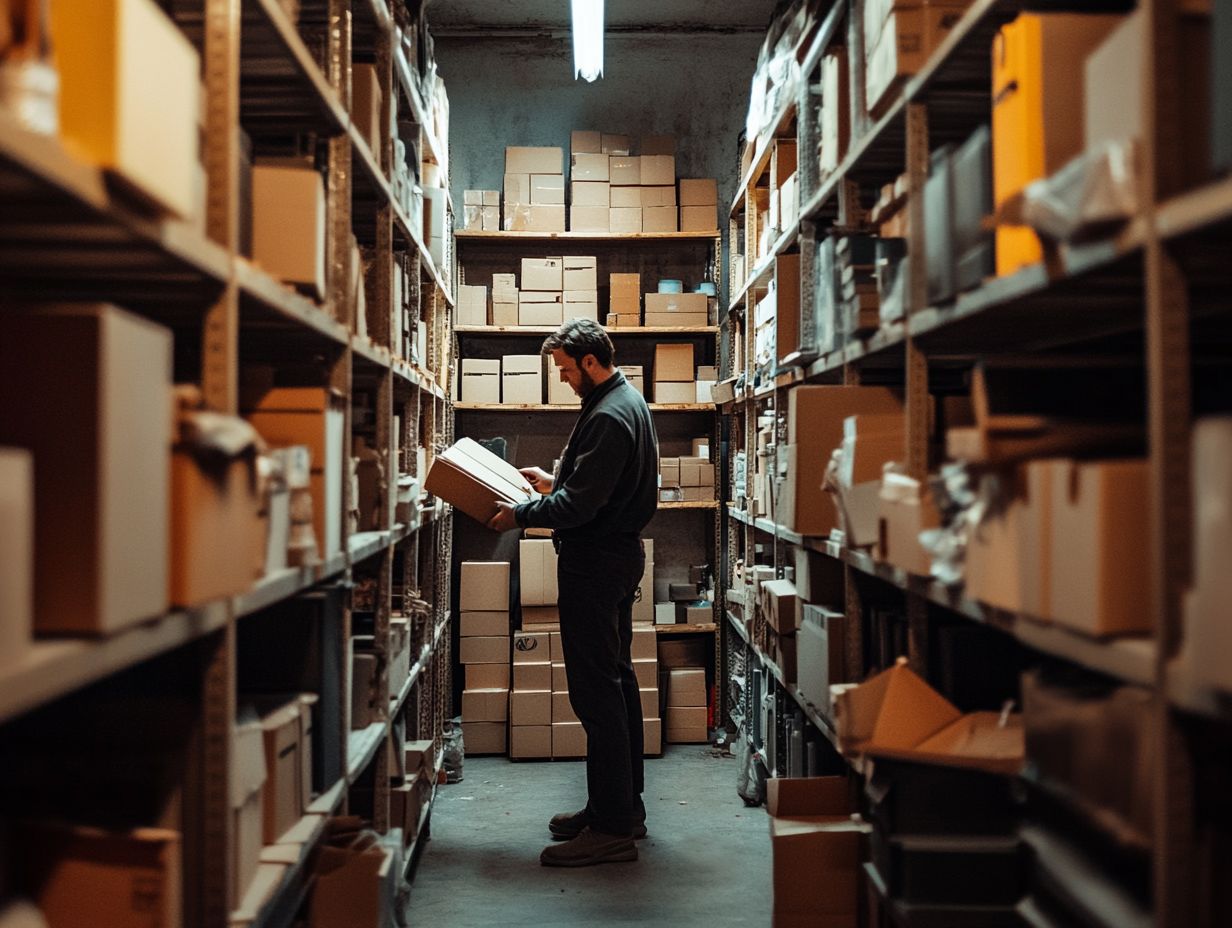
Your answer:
[541,318,615,368]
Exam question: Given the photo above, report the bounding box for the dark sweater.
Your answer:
[514,369,659,541]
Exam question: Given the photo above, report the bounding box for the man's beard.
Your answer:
[576,367,597,397]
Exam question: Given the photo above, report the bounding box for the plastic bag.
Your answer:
[442,716,464,783]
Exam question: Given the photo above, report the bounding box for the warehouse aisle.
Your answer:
[409,746,769,927]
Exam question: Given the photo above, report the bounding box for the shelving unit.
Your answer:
[453,228,729,721]
[722,1,1231,926]
[0,2,456,925]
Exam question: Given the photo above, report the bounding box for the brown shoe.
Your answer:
[539,827,638,867]
[549,808,648,840]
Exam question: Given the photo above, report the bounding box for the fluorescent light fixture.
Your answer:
[571,0,604,82]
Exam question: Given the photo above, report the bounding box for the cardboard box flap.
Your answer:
[908,711,1025,773]
[176,401,264,464]
[447,438,534,499]
[767,776,850,817]
[833,659,960,750]
[769,815,868,845]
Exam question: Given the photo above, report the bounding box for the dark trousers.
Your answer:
[556,535,645,836]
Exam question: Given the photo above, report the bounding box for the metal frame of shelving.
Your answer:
[722,1,1230,925]
[0,2,454,926]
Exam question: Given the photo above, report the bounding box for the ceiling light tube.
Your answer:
[571,0,604,82]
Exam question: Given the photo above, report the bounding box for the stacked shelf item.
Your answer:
[723,1,1232,927]
[0,1,456,925]
[452,218,728,743]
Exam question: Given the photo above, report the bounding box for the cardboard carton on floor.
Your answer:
[514,661,551,691]
[463,721,507,755]
[553,721,588,758]
[552,691,579,723]
[459,636,509,665]
[424,438,535,526]
[460,562,510,612]
[767,777,866,927]
[511,725,552,759]
[19,822,181,928]
[513,632,550,662]
[552,661,569,692]
[510,691,551,726]
[666,705,708,743]
[0,305,172,635]
[832,659,1024,774]
[644,717,663,755]
[468,663,511,690]
[667,668,706,707]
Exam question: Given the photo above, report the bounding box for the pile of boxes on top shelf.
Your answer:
[461,133,719,233]
[455,556,664,758]
[458,255,600,328]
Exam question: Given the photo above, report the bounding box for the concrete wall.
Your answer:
[435,33,762,221]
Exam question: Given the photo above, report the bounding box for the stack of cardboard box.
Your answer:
[492,273,518,326]
[563,256,599,323]
[653,343,697,404]
[760,578,800,683]
[634,626,663,755]
[549,630,587,759]
[569,130,616,232]
[791,546,848,714]
[658,455,715,502]
[665,668,708,743]
[634,538,655,625]
[679,178,719,232]
[608,272,641,327]
[511,629,553,759]
[458,561,511,755]
[863,0,973,117]
[644,291,709,328]
[519,257,563,327]
[504,147,565,232]
[462,190,500,231]
[519,538,559,628]
[390,739,435,848]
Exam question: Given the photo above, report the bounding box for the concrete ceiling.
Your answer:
[427,0,783,33]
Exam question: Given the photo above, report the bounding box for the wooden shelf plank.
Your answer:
[655,624,718,634]
[455,325,718,335]
[455,230,719,242]
[658,500,719,510]
[347,722,387,783]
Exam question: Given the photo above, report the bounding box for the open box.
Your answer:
[832,659,1024,775]
[424,438,535,526]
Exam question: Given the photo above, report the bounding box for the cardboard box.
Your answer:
[463,688,510,723]
[519,538,559,606]
[610,207,642,233]
[552,691,579,723]
[531,174,565,205]
[246,386,345,559]
[20,823,181,928]
[514,661,552,690]
[831,661,1024,773]
[552,661,569,691]
[511,725,552,759]
[0,306,171,635]
[634,560,654,624]
[878,478,942,575]
[351,64,382,156]
[666,706,708,742]
[695,381,715,403]
[505,203,565,232]
[679,178,718,206]
[460,636,509,665]
[645,292,709,316]
[602,133,631,154]
[257,699,302,843]
[680,204,718,232]
[506,146,563,175]
[610,273,641,298]
[629,658,656,689]
[502,354,543,405]
[645,312,707,327]
[660,458,681,487]
[572,181,610,207]
[513,632,551,662]
[570,205,610,232]
[644,717,663,754]
[1048,459,1152,635]
[458,285,488,326]
[521,257,564,291]
[563,256,598,290]
[460,561,510,612]
[253,164,327,298]
[797,606,846,713]
[668,668,707,707]
[655,602,678,625]
[461,358,500,404]
[493,299,519,326]
[51,0,200,218]
[552,721,587,758]
[468,663,511,690]
[767,777,864,926]
[966,462,1052,615]
[642,186,677,208]
[232,709,267,902]
[793,545,844,605]
[518,291,564,327]
[306,838,395,928]
[571,152,610,182]
[654,382,696,405]
[522,606,559,627]
[640,155,675,186]
[563,291,599,322]
[0,450,32,666]
[170,435,263,606]
[639,687,660,718]
[460,611,509,638]
[504,172,531,205]
[611,186,643,208]
[761,579,800,633]
[633,626,657,659]
[609,155,641,185]
[643,206,678,233]
[571,129,603,153]
[865,3,970,115]
[463,721,507,755]
[655,342,695,381]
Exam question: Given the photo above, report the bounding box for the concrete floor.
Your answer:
[407,745,771,927]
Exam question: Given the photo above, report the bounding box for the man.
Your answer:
[488,318,658,867]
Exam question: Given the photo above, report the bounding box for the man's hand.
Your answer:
[519,466,554,494]
[488,501,519,533]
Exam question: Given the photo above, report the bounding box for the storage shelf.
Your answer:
[729,223,796,311]
[658,500,719,510]
[235,804,332,928]
[0,602,228,726]
[235,258,349,346]
[0,109,231,310]
[655,623,718,634]
[392,619,450,718]
[455,230,720,242]
[347,722,387,783]
[454,402,713,412]
[454,325,718,335]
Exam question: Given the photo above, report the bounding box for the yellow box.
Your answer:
[51,0,200,218]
